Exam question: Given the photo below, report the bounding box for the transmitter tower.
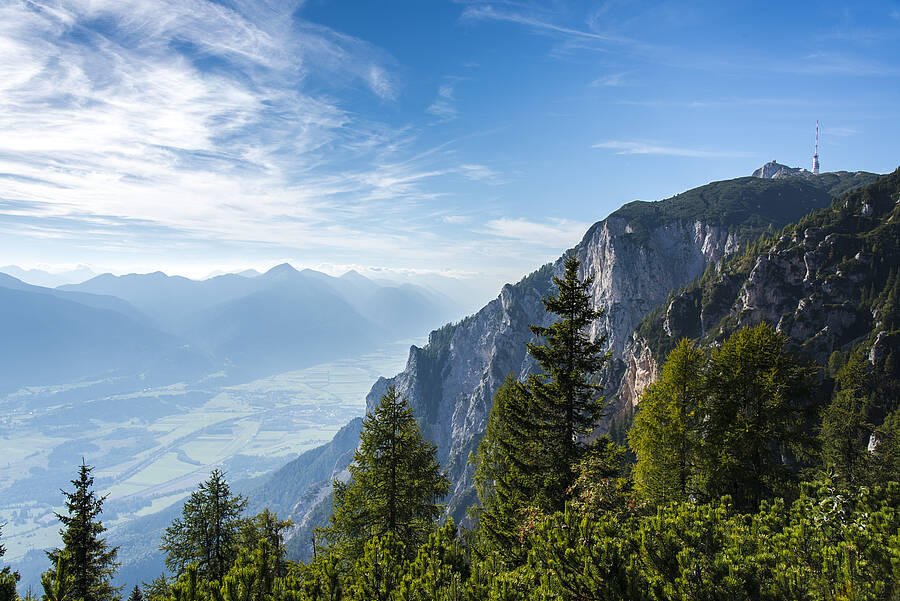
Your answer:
[812,121,820,174]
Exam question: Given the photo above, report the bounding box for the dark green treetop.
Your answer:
[1,524,21,601]
[126,584,143,601]
[46,461,119,601]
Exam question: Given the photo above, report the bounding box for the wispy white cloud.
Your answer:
[460,3,629,45]
[442,215,471,225]
[456,163,504,183]
[593,140,754,158]
[482,217,589,247]
[427,76,468,121]
[823,126,860,137]
[591,72,629,87]
[0,0,445,261]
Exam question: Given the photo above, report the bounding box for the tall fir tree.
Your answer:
[46,461,119,601]
[325,385,450,561]
[630,338,706,505]
[526,254,609,507]
[160,469,247,582]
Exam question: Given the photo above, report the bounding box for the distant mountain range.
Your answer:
[0,276,209,392]
[0,265,457,390]
[0,265,97,288]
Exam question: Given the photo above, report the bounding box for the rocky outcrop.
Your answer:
[368,218,741,519]
[753,160,815,180]
[629,168,899,392]
[617,335,658,413]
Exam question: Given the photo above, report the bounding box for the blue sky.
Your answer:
[1,0,898,293]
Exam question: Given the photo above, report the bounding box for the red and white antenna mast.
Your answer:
[812,120,820,174]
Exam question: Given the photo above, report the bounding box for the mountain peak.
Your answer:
[264,263,299,277]
[752,161,814,180]
[340,269,368,281]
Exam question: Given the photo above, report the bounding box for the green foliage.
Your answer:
[631,326,818,511]
[471,375,540,558]
[238,511,292,578]
[702,323,817,510]
[46,461,119,601]
[40,553,74,601]
[495,481,900,601]
[0,570,19,601]
[127,585,144,601]
[141,573,171,601]
[344,535,405,601]
[630,338,706,505]
[1,524,21,601]
[820,354,875,486]
[324,386,450,562]
[566,437,632,519]
[161,470,248,582]
[396,519,468,601]
[872,409,900,483]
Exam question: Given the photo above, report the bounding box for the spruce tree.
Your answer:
[160,469,247,582]
[526,254,609,507]
[46,461,119,601]
[325,385,450,560]
[630,338,706,505]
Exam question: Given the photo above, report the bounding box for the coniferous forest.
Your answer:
[4,172,900,601]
